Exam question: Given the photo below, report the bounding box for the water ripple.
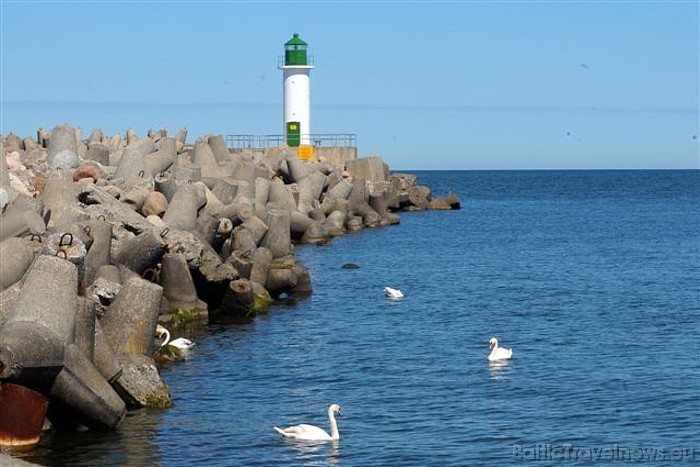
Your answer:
[15,170,700,466]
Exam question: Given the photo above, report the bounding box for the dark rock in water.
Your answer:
[112,354,172,409]
[341,263,360,269]
[429,193,461,210]
[219,278,271,316]
[153,343,186,363]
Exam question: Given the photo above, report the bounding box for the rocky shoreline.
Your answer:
[0,125,459,446]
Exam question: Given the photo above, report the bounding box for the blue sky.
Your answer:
[1,1,698,170]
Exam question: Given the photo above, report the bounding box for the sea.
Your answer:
[5,169,699,466]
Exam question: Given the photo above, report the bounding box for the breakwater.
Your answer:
[0,125,459,447]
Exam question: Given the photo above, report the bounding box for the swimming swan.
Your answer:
[384,287,404,299]
[156,324,195,351]
[488,337,513,361]
[274,404,343,441]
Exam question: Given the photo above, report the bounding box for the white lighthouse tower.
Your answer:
[279,33,314,147]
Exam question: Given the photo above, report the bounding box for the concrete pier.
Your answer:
[0,125,459,448]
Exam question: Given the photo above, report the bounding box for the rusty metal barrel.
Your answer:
[0,383,49,446]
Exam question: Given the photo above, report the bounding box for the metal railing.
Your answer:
[278,55,315,68]
[225,134,283,148]
[226,133,356,148]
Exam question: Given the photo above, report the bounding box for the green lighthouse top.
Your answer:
[284,33,308,47]
[284,33,309,66]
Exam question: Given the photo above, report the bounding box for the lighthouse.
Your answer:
[279,33,314,147]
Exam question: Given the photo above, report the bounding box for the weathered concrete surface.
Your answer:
[345,156,388,185]
[92,319,122,383]
[113,354,172,409]
[0,237,34,291]
[46,125,80,170]
[112,231,165,276]
[48,343,126,430]
[0,209,46,242]
[160,252,207,314]
[100,277,162,356]
[1,255,78,355]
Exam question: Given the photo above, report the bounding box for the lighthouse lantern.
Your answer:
[284,33,308,66]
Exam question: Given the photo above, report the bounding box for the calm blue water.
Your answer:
[8,170,699,466]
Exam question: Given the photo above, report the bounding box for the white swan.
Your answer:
[156,324,195,351]
[488,337,513,361]
[274,404,342,441]
[384,286,404,299]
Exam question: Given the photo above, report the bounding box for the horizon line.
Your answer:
[2,99,697,115]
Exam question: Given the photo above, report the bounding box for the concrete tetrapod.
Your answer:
[0,255,78,381]
[162,184,207,232]
[82,219,113,288]
[92,319,122,383]
[100,277,163,356]
[0,255,125,437]
[112,230,166,276]
[0,209,46,243]
[47,343,126,430]
[160,252,207,314]
[0,237,35,292]
[100,277,172,409]
[261,208,292,259]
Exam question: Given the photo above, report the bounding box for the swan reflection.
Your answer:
[488,359,511,380]
[285,439,340,466]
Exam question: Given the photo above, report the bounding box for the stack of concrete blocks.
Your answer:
[0,125,460,441]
